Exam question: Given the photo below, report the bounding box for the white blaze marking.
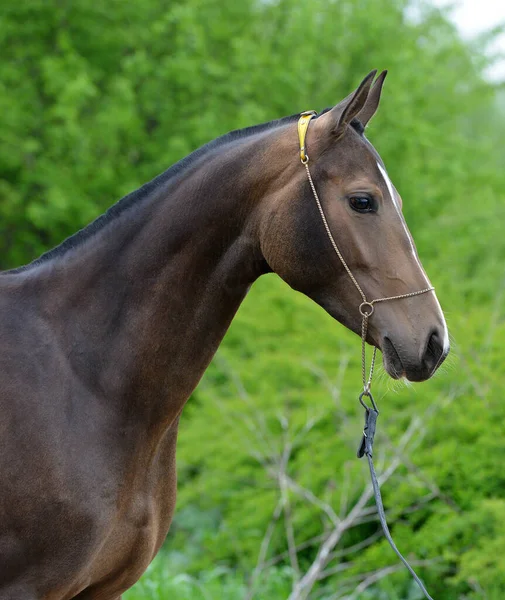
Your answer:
[377,163,400,211]
[376,162,450,352]
[434,293,450,353]
[376,161,423,267]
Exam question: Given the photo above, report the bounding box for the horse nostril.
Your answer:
[423,329,446,373]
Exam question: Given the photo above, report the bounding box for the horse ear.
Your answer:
[357,70,387,127]
[330,70,377,137]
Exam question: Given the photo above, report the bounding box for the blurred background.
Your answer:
[1,0,505,598]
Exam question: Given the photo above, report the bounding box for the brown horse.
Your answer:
[0,71,448,599]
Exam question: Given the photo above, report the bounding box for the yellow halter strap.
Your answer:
[297,110,317,163]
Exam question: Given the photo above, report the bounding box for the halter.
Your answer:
[298,111,435,600]
[298,111,434,399]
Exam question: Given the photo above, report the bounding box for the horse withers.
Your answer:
[0,71,448,599]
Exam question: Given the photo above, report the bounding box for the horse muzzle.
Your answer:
[381,327,449,382]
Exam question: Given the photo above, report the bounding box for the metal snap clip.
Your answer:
[359,391,379,413]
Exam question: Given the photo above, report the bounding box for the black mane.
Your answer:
[350,118,365,135]
[9,109,363,274]
[9,112,301,274]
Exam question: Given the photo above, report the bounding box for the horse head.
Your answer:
[259,71,449,382]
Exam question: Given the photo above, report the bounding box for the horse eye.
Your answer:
[349,196,373,213]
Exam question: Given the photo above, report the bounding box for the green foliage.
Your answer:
[2,0,505,598]
[124,553,293,600]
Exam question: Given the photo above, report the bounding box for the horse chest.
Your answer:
[74,423,180,597]
[0,379,179,600]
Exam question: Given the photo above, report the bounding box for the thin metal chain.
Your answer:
[361,316,375,392]
[302,160,433,394]
[304,163,367,303]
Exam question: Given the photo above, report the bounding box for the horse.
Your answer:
[0,70,448,599]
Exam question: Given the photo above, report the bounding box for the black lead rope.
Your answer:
[357,393,435,600]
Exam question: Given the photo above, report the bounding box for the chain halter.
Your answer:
[298,111,433,402]
[298,111,436,600]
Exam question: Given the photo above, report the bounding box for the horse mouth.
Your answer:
[381,337,404,380]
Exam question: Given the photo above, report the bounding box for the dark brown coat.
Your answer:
[0,72,447,599]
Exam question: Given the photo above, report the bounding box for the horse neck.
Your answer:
[27,126,291,431]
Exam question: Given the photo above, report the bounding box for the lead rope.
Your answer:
[299,112,435,600]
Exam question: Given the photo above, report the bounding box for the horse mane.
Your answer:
[9,109,362,273]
